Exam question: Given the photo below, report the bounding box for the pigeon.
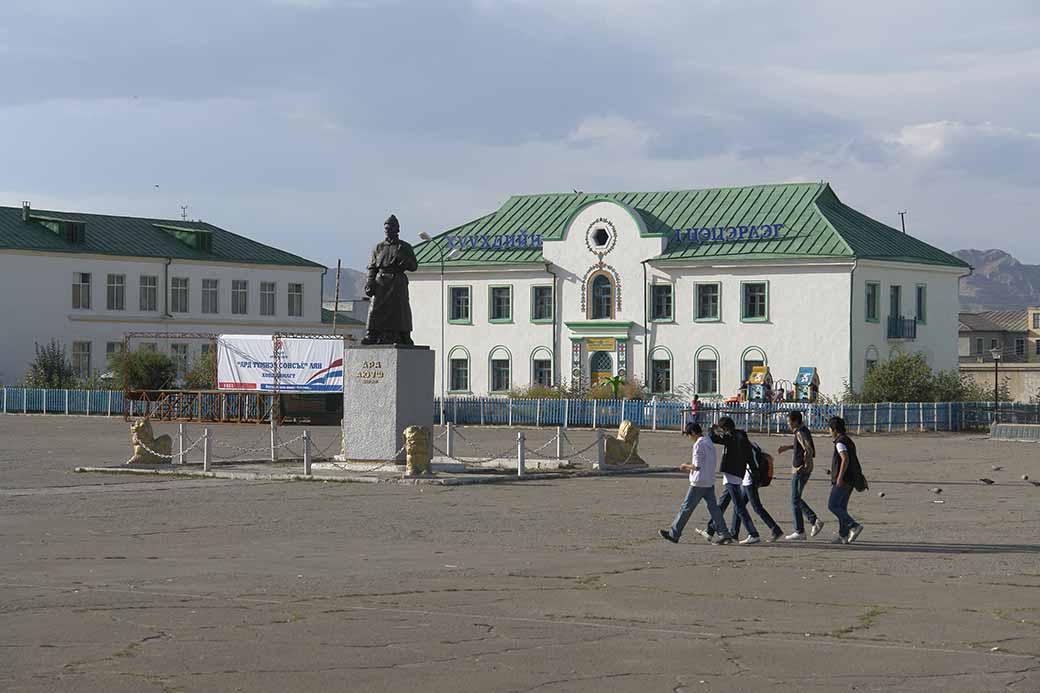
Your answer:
[1028,480,1040,487]
[979,478,995,485]
[877,491,886,498]
[991,465,1003,471]
[930,487,943,494]
[1023,475,1030,481]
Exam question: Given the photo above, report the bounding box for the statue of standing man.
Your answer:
[362,214,419,345]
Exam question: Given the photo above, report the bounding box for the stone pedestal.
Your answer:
[340,345,434,463]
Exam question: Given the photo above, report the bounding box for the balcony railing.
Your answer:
[888,316,917,340]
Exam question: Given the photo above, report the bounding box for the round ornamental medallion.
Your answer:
[585,218,617,256]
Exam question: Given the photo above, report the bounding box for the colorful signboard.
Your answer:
[217,335,344,392]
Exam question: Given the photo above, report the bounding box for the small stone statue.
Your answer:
[362,214,419,345]
[128,418,172,464]
[601,420,648,468]
[403,425,431,476]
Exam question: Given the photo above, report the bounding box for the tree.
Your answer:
[24,340,77,388]
[847,352,1010,403]
[183,357,215,390]
[109,349,178,390]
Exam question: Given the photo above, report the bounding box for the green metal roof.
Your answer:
[0,205,325,268]
[320,307,365,326]
[414,183,968,269]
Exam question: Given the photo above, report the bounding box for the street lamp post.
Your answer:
[419,233,459,424]
[990,348,1002,423]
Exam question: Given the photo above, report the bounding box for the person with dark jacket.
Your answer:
[704,417,761,544]
[827,416,865,544]
[700,441,785,542]
[778,410,824,540]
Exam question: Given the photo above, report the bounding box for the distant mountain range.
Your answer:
[955,249,1040,312]
[321,267,368,301]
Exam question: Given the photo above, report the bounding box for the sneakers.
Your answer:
[847,524,864,543]
[714,536,734,545]
[830,536,847,545]
[784,532,806,540]
[658,529,678,544]
[739,535,761,545]
[769,528,784,543]
[810,520,825,537]
[694,528,713,543]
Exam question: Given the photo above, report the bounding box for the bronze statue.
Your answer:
[362,214,419,345]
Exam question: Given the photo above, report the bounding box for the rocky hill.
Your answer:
[955,249,1040,312]
[321,267,368,301]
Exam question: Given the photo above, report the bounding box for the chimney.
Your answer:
[21,201,30,222]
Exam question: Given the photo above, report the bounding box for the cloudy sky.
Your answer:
[2,0,1038,272]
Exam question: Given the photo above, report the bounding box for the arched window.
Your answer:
[489,346,512,393]
[740,346,767,382]
[694,346,720,395]
[447,346,470,393]
[531,347,553,387]
[589,350,613,386]
[865,346,879,374]
[650,347,672,395]
[589,273,614,320]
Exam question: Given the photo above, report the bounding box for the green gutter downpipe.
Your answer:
[642,259,649,390]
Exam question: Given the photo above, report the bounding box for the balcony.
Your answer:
[888,316,917,340]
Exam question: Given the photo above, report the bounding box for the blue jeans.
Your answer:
[670,486,731,541]
[828,484,857,538]
[791,473,819,534]
[713,483,759,538]
[707,485,778,537]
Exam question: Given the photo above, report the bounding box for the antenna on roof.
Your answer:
[180,205,189,221]
[898,211,907,234]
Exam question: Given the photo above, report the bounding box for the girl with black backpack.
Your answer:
[827,416,866,544]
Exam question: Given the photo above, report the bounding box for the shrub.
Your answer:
[588,379,647,400]
[109,349,178,390]
[846,353,1011,403]
[24,340,78,389]
[183,357,215,390]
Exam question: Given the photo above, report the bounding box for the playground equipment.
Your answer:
[795,367,820,402]
[747,366,773,402]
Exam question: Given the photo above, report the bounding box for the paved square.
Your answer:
[1,416,1038,691]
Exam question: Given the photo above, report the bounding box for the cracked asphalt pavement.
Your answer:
[1,415,1038,692]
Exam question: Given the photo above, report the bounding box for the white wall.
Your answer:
[850,261,966,390]
[0,250,329,384]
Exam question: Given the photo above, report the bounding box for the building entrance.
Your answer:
[590,351,613,385]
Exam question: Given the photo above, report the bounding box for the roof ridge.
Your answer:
[1,204,210,227]
[508,181,826,200]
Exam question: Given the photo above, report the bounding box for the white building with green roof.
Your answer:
[411,182,970,400]
[0,202,359,385]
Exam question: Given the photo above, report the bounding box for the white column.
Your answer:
[303,430,311,475]
[516,431,525,477]
[203,427,211,472]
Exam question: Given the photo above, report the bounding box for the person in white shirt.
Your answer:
[659,423,734,545]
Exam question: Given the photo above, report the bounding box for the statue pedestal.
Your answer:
[338,345,434,464]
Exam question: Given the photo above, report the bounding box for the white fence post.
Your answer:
[904,404,908,432]
[508,400,513,428]
[873,403,878,433]
[592,402,597,430]
[65,389,69,415]
[303,430,311,475]
[2,387,6,414]
[888,403,893,432]
[556,425,563,459]
[446,421,454,458]
[563,399,569,429]
[517,431,525,477]
[453,398,458,423]
[596,429,606,469]
[480,399,485,426]
[536,399,541,427]
[178,424,185,465]
[270,410,278,462]
[108,390,113,417]
[203,427,211,472]
[652,399,658,431]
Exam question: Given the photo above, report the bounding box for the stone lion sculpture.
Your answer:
[128,418,172,465]
[602,420,648,468]
[403,425,431,477]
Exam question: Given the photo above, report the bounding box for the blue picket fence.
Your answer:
[434,397,1040,434]
[3,387,1037,434]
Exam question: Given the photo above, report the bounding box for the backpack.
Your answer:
[750,442,774,488]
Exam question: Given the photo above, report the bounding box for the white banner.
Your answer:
[216,335,344,393]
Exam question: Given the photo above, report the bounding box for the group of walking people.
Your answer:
[659,411,867,546]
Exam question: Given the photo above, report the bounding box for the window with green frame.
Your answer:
[489,286,512,323]
[915,284,927,324]
[650,283,673,322]
[650,353,672,394]
[531,286,553,322]
[696,354,718,394]
[694,283,720,321]
[490,350,511,392]
[865,282,879,322]
[741,282,768,321]
[448,286,471,323]
[449,355,469,392]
